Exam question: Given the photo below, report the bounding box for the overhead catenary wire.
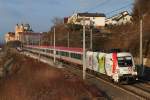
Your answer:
[86,0,111,12]
[81,0,133,18]
[75,0,112,12]
[106,3,133,16]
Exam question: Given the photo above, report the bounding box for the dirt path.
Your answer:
[0,54,106,100]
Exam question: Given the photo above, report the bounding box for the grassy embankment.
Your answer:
[0,50,107,100]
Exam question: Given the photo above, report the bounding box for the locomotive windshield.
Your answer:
[117,56,133,67]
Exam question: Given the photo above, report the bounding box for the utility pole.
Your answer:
[140,16,144,76]
[38,33,41,61]
[26,36,28,45]
[31,34,33,46]
[27,35,29,45]
[20,34,23,48]
[53,27,56,63]
[90,28,93,50]
[83,16,86,80]
[51,34,53,46]
[68,32,70,48]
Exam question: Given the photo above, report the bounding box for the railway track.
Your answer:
[138,79,150,86]
[23,51,150,100]
[62,63,150,100]
[120,84,150,100]
[132,82,150,92]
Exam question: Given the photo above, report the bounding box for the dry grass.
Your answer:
[0,55,106,100]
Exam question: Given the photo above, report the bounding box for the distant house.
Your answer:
[15,24,33,41]
[5,32,15,43]
[5,24,42,44]
[67,12,106,28]
[106,11,132,26]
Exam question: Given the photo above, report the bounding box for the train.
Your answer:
[24,45,138,83]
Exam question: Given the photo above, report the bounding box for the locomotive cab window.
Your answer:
[117,56,133,67]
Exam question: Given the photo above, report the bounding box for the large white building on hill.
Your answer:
[67,12,106,28]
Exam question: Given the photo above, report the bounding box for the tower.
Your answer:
[15,24,24,41]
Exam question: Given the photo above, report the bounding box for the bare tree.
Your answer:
[51,17,64,26]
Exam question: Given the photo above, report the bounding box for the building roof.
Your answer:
[115,14,130,21]
[77,12,106,17]
[7,32,15,37]
[107,11,131,21]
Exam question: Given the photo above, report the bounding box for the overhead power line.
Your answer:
[106,3,133,16]
[86,0,111,12]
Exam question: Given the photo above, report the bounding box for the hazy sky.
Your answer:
[0,0,134,41]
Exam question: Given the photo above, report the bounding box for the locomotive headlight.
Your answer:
[132,67,138,75]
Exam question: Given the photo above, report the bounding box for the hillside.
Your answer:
[42,0,150,62]
[0,51,106,100]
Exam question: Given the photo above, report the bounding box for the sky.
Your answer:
[0,0,134,42]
